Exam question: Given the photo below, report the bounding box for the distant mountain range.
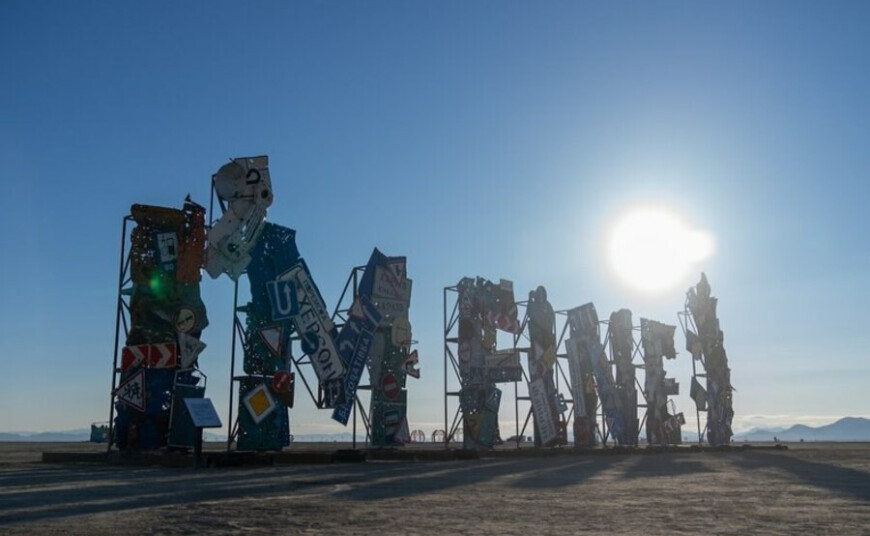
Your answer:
[733,417,870,442]
[0,429,362,443]
[3,418,868,443]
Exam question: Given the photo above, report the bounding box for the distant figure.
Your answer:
[774,436,778,443]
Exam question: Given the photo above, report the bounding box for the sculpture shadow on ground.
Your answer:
[731,451,870,501]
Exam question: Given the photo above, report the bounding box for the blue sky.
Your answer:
[1,2,868,435]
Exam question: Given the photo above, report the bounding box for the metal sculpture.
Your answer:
[525,286,564,447]
[206,156,343,450]
[233,222,308,450]
[564,305,598,447]
[113,198,209,450]
[566,304,628,445]
[640,318,684,445]
[204,156,273,281]
[358,248,415,447]
[454,277,521,449]
[608,309,638,446]
[684,273,733,445]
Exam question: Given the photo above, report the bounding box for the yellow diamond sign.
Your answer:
[243,384,276,424]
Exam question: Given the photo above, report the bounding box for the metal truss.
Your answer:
[677,306,706,446]
[107,215,134,453]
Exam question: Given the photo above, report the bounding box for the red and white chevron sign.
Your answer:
[147,343,177,368]
[121,345,148,372]
[122,343,177,370]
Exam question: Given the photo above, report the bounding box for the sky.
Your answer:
[1,1,868,437]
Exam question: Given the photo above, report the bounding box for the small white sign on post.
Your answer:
[184,398,222,428]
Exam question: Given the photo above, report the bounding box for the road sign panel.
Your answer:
[122,345,148,372]
[382,372,400,400]
[114,369,145,412]
[243,383,276,424]
[258,325,284,356]
[146,342,177,368]
[391,316,412,347]
[266,280,299,320]
[175,307,196,333]
[271,370,293,393]
[403,349,420,379]
[184,398,222,428]
[177,333,206,369]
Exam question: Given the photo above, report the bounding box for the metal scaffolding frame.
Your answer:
[677,306,706,446]
[108,210,212,452]
[330,264,372,448]
[443,284,529,448]
[213,234,370,449]
[107,215,134,453]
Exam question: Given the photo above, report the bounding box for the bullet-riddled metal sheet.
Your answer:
[205,155,273,281]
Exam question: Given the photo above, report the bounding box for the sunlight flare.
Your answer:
[608,207,714,293]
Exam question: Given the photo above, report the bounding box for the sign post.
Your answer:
[184,398,222,468]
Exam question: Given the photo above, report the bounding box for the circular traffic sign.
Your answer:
[175,307,196,333]
[271,371,293,393]
[381,373,400,400]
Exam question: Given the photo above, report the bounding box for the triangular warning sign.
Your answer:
[113,369,145,412]
[259,326,284,356]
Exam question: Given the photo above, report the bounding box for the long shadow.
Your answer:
[508,456,623,489]
[731,451,870,501]
[0,460,477,525]
[334,456,628,500]
[618,453,714,480]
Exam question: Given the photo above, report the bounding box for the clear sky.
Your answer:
[1,1,868,436]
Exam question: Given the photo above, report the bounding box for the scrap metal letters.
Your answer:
[332,296,382,425]
[205,156,273,280]
[686,273,733,446]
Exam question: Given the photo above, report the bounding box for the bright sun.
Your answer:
[608,207,714,293]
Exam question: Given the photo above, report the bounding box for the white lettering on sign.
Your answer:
[529,377,558,446]
[372,265,412,304]
[184,398,222,428]
[280,265,334,332]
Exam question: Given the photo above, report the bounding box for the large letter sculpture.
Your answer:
[640,319,684,445]
[609,309,638,446]
[565,305,598,447]
[456,277,521,449]
[356,249,416,446]
[206,156,345,450]
[526,286,564,447]
[567,304,627,445]
[114,199,208,450]
[685,273,733,446]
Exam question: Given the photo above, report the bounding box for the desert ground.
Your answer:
[1,441,868,535]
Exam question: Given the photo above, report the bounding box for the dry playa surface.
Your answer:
[1,442,869,535]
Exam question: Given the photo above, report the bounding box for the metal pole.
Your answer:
[107,216,129,453]
[443,286,449,449]
[352,395,357,449]
[226,280,239,451]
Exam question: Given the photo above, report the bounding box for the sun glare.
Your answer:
[608,207,714,293]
